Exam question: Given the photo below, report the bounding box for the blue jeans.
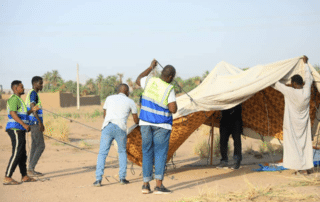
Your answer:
[141,125,171,182]
[95,123,127,181]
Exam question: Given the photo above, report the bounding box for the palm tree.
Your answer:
[126,78,135,90]
[85,78,96,94]
[117,73,123,84]
[43,71,52,91]
[80,84,89,96]
[51,70,62,87]
[65,80,77,94]
[96,74,104,95]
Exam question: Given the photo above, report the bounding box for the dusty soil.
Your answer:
[0,105,319,202]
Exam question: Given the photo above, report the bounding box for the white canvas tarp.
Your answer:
[174,56,320,119]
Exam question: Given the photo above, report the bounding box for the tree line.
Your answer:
[41,70,211,104]
[40,63,320,104]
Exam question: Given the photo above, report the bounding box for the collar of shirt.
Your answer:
[118,93,127,97]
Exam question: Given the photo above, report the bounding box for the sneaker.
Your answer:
[232,160,241,170]
[119,179,130,185]
[153,185,171,194]
[27,170,44,176]
[216,161,228,168]
[142,183,151,194]
[93,180,101,187]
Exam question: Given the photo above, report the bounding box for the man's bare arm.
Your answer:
[103,109,106,118]
[132,114,139,124]
[30,103,45,132]
[136,59,157,87]
[168,102,178,114]
[30,103,42,123]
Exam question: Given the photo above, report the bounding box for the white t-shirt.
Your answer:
[101,93,137,132]
[139,76,176,130]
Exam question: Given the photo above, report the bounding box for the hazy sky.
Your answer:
[1,0,319,89]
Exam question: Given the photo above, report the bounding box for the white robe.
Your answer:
[275,64,314,170]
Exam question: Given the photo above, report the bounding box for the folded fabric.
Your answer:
[253,164,288,172]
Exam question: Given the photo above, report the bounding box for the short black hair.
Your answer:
[161,65,176,78]
[11,80,22,90]
[117,83,129,93]
[32,76,43,85]
[291,74,303,86]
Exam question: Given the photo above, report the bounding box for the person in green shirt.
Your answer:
[3,80,39,185]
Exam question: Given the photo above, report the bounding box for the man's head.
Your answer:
[32,76,43,91]
[118,83,129,96]
[291,74,303,89]
[11,80,25,95]
[160,65,176,84]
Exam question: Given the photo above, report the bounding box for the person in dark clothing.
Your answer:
[218,104,243,169]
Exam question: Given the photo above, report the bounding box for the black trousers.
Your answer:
[5,129,27,178]
[219,121,242,162]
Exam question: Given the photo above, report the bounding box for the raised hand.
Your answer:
[302,55,308,64]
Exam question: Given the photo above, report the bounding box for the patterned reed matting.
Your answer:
[127,85,320,166]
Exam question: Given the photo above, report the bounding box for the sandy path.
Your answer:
[0,108,319,202]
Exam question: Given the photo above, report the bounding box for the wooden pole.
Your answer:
[77,64,80,110]
[210,115,214,165]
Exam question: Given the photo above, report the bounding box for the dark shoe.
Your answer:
[93,180,101,187]
[142,183,151,194]
[232,160,241,170]
[217,161,228,168]
[119,179,130,185]
[154,185,171,194]
[28,170,44,176]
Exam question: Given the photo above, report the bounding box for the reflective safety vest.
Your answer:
[25,89,43,124]
[6,94,29,130]
[140,77,174,125]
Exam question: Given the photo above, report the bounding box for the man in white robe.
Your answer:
[274,55,314,171]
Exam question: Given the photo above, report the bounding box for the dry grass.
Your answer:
[44,116,70,142]
[193,139,210,159]
[46,109,103,121]
[288,174,320,187]
[176,177,319,202]
[193,125,231,159]
[259,141,283,155]
[78,140,92,149]
[243,143,254,155]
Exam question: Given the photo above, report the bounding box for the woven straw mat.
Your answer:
[127,85,320,166]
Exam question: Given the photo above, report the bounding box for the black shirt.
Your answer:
[220,104,242,125]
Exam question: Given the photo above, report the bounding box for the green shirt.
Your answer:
[7,94,23,130]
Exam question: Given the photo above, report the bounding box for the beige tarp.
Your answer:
[126,56,320,166]
[175,57,320,118]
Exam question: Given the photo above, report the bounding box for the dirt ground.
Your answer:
[0,105,319,202]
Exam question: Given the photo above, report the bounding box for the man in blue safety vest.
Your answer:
[3,80,39,185]
[25,76,45,176]
[136,59,177,194]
